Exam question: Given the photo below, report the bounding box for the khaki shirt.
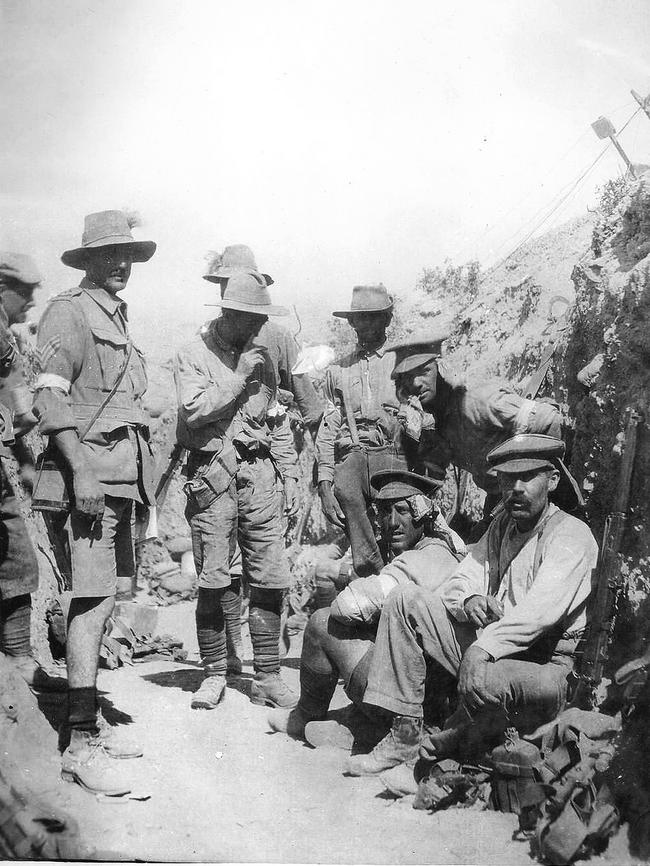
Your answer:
[33,279,154,503]
[316,345,400,483]
[174,320,298,479]
[254,320,323,429]
[440,504,598,661]
[419,362,562,493]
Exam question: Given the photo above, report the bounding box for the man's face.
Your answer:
[348,311,391,348]
[220,307,267,348]
[498,467,559,530]
[377,497,424,556]
[0,280,36,325]
[397,359,438,410]
[85,246,134,294]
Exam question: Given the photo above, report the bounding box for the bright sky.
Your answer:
[2,0,650,360]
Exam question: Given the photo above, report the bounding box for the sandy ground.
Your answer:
[18,599,637,865]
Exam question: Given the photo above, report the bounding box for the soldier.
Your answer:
[267,467,466,748]
[203,244,324,434]
[33,211,156,797]
[0,253,66,692]
[345,435,597,777]
[316,284,405,577]
[174,271,299,711]
[202,244,324,673]
[389,329,564,515]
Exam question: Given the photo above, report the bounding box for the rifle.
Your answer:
[573,407,643,708]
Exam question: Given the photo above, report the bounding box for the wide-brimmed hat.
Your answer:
[332,284,393,318]
[372,468,445,500]
[387,325,451,377]
[203,245,273,287]
[61,211,157,270]
[206,271,288,317]
[0,253,41,287]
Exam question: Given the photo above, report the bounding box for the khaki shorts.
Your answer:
[66,496,135,598]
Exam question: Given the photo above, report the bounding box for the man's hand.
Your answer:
[318,480,346,529]
[458,644,500,714]
[73,467,105,518]
[283,476,300,517]
[236,347,265,380]
[463,594,504,628]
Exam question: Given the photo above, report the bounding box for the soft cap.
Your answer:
[372,468,446,501]
[487,434,565,474]
[0,253,41,287]
[388,326,450,377]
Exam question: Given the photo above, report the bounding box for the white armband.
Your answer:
[34,373,71,394]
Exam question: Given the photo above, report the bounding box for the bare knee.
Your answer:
[68,595,115,629]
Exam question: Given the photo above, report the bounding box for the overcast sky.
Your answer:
[2,0,650,359]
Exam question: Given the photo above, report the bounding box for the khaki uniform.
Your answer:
[316,346,406,576]
[34,279,153,597]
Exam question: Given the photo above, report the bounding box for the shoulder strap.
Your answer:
[78,341,134,442]
[487,508,568,595]
[532,510,568,576]
[339,366,360,447]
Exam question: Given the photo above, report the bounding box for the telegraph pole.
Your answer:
[591,115,637,178]
[631,89,650,123]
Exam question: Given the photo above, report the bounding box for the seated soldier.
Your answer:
[345,434,597,776]
[267,468,466,748]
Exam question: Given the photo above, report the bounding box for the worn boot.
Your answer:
[267,705,313,739]
[93,713,143,758]
[191,664,227,710]
[250,672,298,708]
[346,716,422,776]
[61,730,133,797]
[379,763,419,797]
[305,705,389,752]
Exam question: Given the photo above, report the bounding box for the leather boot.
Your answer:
[191,665,227,710]
[61,730,133,797]
[267,705,312,739]
[250,672,297,708]
[346,715,422,776]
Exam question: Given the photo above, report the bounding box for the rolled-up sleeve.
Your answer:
[439,535,489,623]
[173,347,246,429]
[33,300,84,434]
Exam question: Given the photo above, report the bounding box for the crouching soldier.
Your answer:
[388,328,565,520]
[267,467,466,748]
[0,253,66,692]
[174,271,299,711]
[345,435,597,776]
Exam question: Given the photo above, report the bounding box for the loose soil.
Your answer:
[14,598,635,865]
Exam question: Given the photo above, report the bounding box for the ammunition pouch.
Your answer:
[31,445,73,514]
[183,445,238,511]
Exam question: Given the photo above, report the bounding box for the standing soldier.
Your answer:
[203,244,323,434]
[0,254,66,691]
[202,244,324,673]
[316,284,404,577]
[174,271,299,711]
[33,211,156,797]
